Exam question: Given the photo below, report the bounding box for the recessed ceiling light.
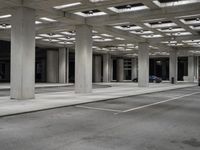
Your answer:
[54,2,81,9]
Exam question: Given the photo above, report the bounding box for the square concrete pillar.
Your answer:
[59,48,69,83]
[11,7,35,100]
[131,58,138,80]
[116,58,124,82]
[169,50,178,84]
[138,43,149,87]
[188,56,195,82]
[103,53,111,82]
[75,25,93,93]
[47,50,59,83]
[94,56,102,82]
[110,58,113,81]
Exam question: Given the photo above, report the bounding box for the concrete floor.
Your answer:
[0,87,200,150]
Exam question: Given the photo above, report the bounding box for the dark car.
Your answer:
[132,75,162,83]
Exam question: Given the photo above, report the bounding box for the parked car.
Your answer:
[132,75,162,83]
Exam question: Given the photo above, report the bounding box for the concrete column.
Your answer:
[188,56,195,82]
[162,61,167,80]
[110,58,113,81]
[75,25,93,93]
[103,53,111,82]
[66,48,69,84]
[116,58,124,82]
[138,43,149,87]
[169,50,178,84]
[59,48,69,83]
[47,50,59,83]
[197,56,199,80]
[94,56,102,82]
[10,7,35,100]
[131,58,138,80]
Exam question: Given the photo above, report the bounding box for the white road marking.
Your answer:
[116,91,200,114]
[76,105,123,113]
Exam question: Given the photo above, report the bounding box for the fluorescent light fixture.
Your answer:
[35,21,42,24]
[182,39,200,43]
[90,0,109,2]
[115,37,125,40]
[92,35,102,39]
[130,30,153,35]
[42,39,59,42]
[108,6,149,13]
[92,30,98,33]
[58,37,75,41]
[180,18,200,25]
[40,17,57,22]
[166,32,192,36]
[101,34,113,37]
[0,24,11,29]
[161,41,177,44]
[190,25,200,30]
[0,14,11,19]
[157,27,185,33]
[94,38,113,42]
[74,11,107,17]
[54,2,81,9]
[114,25,142,31]
[58,41,73,45]
[168,43,184,46]
[35,36,43,39]
[39,34,63,38]
[61,31,76,35]
[153,0,200,7]
[144,22,177,28]
[141,34,163,38]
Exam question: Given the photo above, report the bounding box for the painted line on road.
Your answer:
[75,105,123,113]
[116,91,200,114]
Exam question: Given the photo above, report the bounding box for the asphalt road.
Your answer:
[0,87,200,150]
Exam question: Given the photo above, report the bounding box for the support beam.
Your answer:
[138,43,149,87]
[169,50,178,84]
[75,25,93,93]
[47,50,59,83]
[10,7,35,100]
[116,58,124,82]
[103,53,111,82]
[94,56,102,82]
[188,56,195,82]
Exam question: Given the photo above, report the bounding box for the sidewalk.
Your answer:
[0,82,197,117]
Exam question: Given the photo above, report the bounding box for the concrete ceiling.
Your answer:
[0,0,200,57]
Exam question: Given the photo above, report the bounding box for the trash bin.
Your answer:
[171,77,174,84]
